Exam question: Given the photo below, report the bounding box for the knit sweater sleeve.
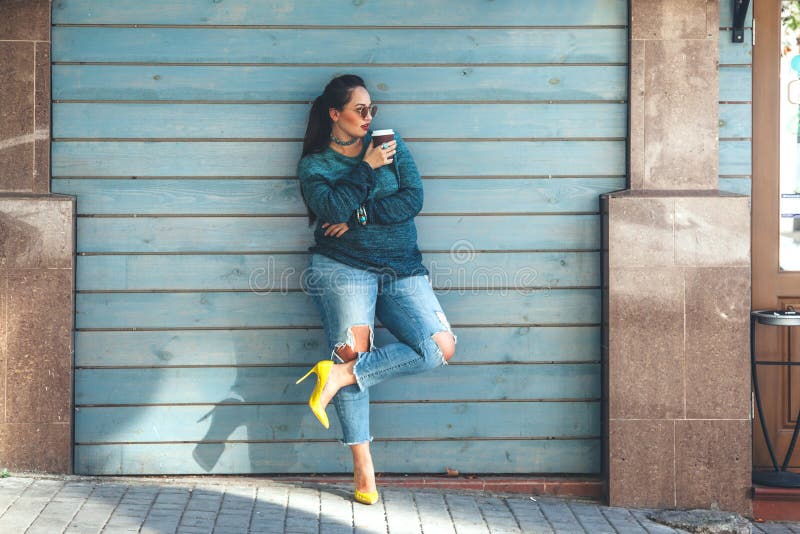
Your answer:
[364,133,424,225]
[298,157,375,224]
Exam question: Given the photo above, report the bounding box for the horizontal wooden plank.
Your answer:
[74,251,601,291]
[53,27,627,64]
[74,439,601,475]
[74,363,601,405]
[719,140,751,176]
[718,177,751,196]
[54,178,623,215]
[52,65,628,102]
[52,141,626,177]
[75,401,600,443]
[74,325,601,366]
[75,215,601,253]
[719,29,752,65]
[53,102,628,139]
[75,289,601,329]
[53,0,627,27]
[718,104,751,139]
[719,67,751,102]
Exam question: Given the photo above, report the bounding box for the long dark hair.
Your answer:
[302,74,366,157]
[299,74,367,225]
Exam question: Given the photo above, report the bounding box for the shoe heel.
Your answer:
[295,367,315,385]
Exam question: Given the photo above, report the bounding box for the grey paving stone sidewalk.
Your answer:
[0,476,797,534]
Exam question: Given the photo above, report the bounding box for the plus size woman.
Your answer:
[295,75,457,505]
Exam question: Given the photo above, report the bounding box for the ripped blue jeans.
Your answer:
[302,252,456,445]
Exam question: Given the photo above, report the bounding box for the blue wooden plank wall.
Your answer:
[719,0,753,196]
[51,0,630,475]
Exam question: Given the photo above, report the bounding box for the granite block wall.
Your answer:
[0,0,75,473]
[603,0,752,515]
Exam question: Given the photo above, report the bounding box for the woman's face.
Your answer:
[330,86,373,139]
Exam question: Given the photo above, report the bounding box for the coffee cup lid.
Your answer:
[372,129,394,136]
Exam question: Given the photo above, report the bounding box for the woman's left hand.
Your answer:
[322,222,349,237]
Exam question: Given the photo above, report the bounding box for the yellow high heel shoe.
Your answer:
[354,489,380,505]
[295,360,334,429]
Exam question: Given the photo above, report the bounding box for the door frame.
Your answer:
[752,0,800,470]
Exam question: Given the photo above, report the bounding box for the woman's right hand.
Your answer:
[363,140,397,170]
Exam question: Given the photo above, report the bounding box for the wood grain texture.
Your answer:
[75,289,601,329]
[54,178,624,214]
[53,0,627,26]
[52,65,628,102]
[74,363,601,405]
[75,215,602,253]
[73,439,601,475]
[73,252,601,291]
[53,102,628,139]
[719,104,751,139]
[719,67,751,102]
[73,325,601,367]
[74,401,601,442]
[52,141,626,177]
[719,140,751,176]
[53,27,627,64]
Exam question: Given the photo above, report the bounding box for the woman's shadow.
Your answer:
[190,256,327,472]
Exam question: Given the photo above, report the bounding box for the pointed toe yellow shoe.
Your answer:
[295,360,334,429]
[354,489,380,505]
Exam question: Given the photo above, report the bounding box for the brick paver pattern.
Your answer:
[0,477,798,533]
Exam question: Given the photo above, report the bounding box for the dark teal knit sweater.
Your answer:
[297,132,428,277]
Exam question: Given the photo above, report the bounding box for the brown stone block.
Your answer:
[0,41,35,140]
[5,363,71,424]
[608,268,684,419]
[631,0,710,40]
[33,40,51,194]
[0,422,71,473]
[629,40,645,190]
[644,40,718,189]
[609,419,675,508]
[608,197,674,268]
[0,198,75,268]
[675,419,751,515]
[675,197,750,267]
[684,267,751,419]
[33,138,50,193]
[5,269,72,424]
[0,143,34,192]
[706,0,720,40]
[0,0,51,41]
[7,269,73,366]
[0,269,6,423]
[34,42,50,131]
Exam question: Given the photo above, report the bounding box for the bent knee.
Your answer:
[433,331,456,362]
[334,324,372,362]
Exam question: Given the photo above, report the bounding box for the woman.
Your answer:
[295,75,457,505]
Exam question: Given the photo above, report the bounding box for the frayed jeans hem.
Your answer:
[340,436,374,447]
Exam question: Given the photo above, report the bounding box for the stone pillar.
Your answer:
[603,0,752,514]
[0,0,75,473]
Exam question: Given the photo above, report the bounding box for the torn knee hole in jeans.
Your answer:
[433,311,457,365]
[331,324,374,362]
[435,311,457,344]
